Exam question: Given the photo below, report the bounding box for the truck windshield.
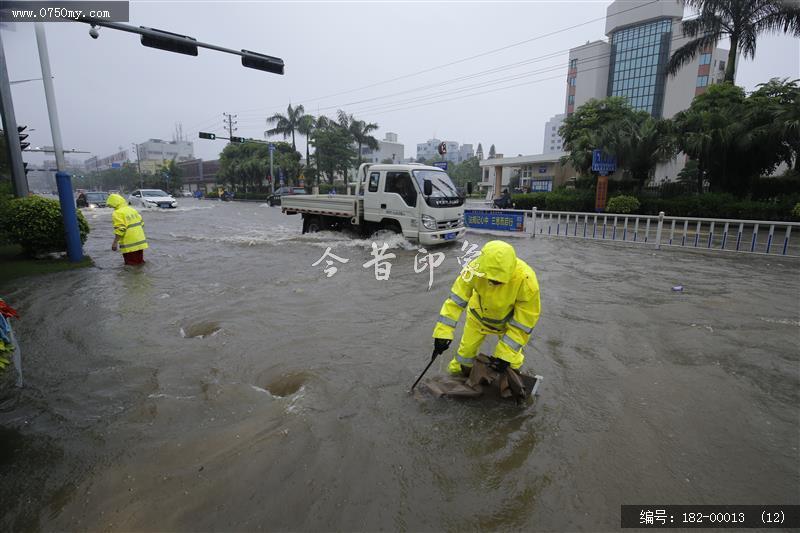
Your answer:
[412,170,458,198]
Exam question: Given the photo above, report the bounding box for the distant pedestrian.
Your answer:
[106,193,148,265]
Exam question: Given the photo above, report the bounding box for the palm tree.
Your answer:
[668,0,800,83]
[266,104,305,150]
[297,113,316,178]
[349,118,380,165]
[600,115,676,187]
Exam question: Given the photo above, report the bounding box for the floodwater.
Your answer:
[1,199,798,531]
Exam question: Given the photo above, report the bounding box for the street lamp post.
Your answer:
[35,23,83,262]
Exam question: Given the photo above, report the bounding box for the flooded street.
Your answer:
[2,200,798,531]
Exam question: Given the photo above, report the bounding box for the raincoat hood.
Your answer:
[106,193,126,209]
[478,240,517,283]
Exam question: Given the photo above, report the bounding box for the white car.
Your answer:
[128,189,177,209]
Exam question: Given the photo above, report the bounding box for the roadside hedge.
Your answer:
[1,195,90,256]
[507,190,798,221]
[512,190,594,212]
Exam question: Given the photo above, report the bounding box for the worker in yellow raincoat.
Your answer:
[432,240,541,375]
[106,193,148,265]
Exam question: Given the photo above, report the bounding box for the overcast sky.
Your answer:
[3,0,799,166]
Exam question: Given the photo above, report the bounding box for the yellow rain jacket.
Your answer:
[107,194,148,254]
[433,240,540,373]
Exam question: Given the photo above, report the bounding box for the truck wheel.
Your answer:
[304,216,323,233]
[382,220,403,234]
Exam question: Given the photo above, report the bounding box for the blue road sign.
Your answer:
[591,149,616,174]
[111,162,121,168]
[432,161,448,170]
[268,143,275,153]
[464,209,525,232]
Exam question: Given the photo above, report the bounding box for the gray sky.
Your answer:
[4,0,799,166]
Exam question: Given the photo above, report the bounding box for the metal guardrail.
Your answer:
[464,207,800,257]
[528,209,800,257]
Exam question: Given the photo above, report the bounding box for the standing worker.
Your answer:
[106,193,148,265]
[432,240,540,375]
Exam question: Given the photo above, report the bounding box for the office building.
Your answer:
[565,0,730,119]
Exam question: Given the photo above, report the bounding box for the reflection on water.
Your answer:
[1,201,798,531]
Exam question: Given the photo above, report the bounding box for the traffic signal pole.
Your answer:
[0,31,30,197]
[35,23,83,262]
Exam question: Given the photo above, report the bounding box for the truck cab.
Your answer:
[356,163,466,245]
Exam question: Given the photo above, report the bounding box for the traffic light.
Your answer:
[199,132,216,140]
[140,27,198,56]
[18,125,30,151]
[230,136,246,143]
[241,49,285,75]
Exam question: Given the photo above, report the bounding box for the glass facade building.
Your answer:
[607,18,673,117]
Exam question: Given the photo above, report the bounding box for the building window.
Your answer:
[568,76,576,86]
[719,60,726,71]
[567,94,575,105]
[531,179,553,192]
[696,75,709,87]
[607,17,672,116]
[569,58,577,69]
[699,52,711,65]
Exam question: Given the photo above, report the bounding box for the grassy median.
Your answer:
[0,244,93,285]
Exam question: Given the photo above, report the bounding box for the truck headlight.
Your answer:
[457,213,464,226]
[421,215,437,230]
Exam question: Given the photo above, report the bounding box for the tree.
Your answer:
[488,144,496,158]
[449,156,481,188]
[349,118,380,165]
[297,113,316,179]
[272,141,303,185]
[218,142,270,190]
[672,82,782,195]
[560,97,675,187]
[476,142,484,160]
[668,0,800,83]
[312,125,356,184]
[266,104,306,151]
[747,77,800,171]
[157,158,182,193]
[599,115,676,187]
[559,97,637,176]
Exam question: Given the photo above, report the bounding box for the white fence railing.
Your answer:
[464,207,800,258]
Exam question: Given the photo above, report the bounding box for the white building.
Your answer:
[563,0,731,181]
[479,152,574,199]
[543,113,566,153]
[359,132,405,164]
[136,139,194,163]
[416,138,474,164]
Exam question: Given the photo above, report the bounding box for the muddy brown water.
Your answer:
[1,200,798,531]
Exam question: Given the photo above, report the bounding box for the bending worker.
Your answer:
[106,193,148,265]
[432,240,540,375]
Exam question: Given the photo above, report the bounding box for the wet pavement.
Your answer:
[1,199,798,531]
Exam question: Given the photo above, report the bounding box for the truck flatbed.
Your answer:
[281,195,360,218]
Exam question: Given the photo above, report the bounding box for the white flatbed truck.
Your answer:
[281,163,467,245]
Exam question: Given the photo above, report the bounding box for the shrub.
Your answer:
[793,202,800,220]
[2,196,89,256]
[545,189,594,212]
[606,195,640,214]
